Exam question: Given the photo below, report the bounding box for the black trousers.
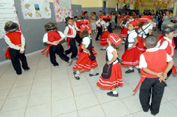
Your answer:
[49,44,69,66]
[9,48,29,75]
[96,27,102,40]
[75,33,82,45]
[65,39,78,58]
[139,78,166,115]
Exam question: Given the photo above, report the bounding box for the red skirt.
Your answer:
[77,43,97,56]
[121,47,142,66]
[100,31,109,46]
[97,63,123,89]
[73,52,98,71]
[120,27,128,38]
[137,36,146,52]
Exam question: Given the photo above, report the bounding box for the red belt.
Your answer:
[97,26,101,28]
[67,38,74,46]
[172,65,177,75]
[133,76,146,93]
[41,44,54,57]
[5,47,11,59]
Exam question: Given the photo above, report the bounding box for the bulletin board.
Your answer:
[21,0,51,19]
[53,0,73,23]
[0,0,19,39]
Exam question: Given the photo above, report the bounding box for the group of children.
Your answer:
[3,13,177,115]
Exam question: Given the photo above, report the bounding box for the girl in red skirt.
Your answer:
[121,21,142,73]
[97,33,123,97]
[100,15,110,50]
[120,16,129,39]
[137,16,153,52]
[73,24,99,80]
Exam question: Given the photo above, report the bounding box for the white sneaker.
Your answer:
[68,59,73,66]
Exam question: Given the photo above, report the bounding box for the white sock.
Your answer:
[103,46,106,49]
[76,70,80,75]
[135,66,139,69]
[113,90,118,94]
[90,69,94,74]
[129,67,134,70]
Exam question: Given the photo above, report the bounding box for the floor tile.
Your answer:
[25,103,51,117]
[28,91,51,107]
[158,102,177,117]
[1,96,28,112]
[75,92,99,110]
[52,98,76,116]
[0,89,10,100]
[72,83,93,96]
[78,105,105,117]
[101,100,131,117]
[0,109,25,117]
[56,111,78,117]
[8,86,31,98]
[31,82,51,94]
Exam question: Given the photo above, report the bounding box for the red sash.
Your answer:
[172,66,177,75]
[5,47,11,59]
[41,44,54,57]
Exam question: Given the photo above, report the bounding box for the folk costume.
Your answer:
[97,33,123,97]
[42,22,73,66]
[4,21,30,75]
[95,17,106,41]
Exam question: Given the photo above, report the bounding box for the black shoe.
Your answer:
[53,64,59,67]
[95,39,99,41]
[125,69,134,74]
[89,73,99,77]
[17,72,22,75]
[73,71,80,80]
[137,68,140,73]
[107,91,118,97]
[100,48,106,50]
[24,67,30,71]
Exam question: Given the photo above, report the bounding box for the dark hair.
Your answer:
[145,36,157,48]
[138,22,148,31]
[111,42,120,51]
[99,11,102,13]
[44,22,57,32]
[80,29,89,38]
[65,16,71,24]
[84,11,88,14]
[74,16,78,19]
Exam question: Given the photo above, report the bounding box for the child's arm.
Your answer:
[162,59,174,80]
[128,37,138,50]
[142,68,163,78]
[107,51,118,65]
[81,44,90,55]
[20,34,25,54]
[149,29,152,35]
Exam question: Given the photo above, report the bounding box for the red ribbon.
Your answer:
[41,44,53,57]
[5,47,11,59]
[67,38,71,46]
[172,65,177,75]
[133,77,146,93]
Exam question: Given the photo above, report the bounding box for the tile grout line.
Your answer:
[65,62,79,117]
[23,55,42,117]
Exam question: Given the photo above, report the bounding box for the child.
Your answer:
[100,15,110,50]
[64,17,78,60]
[74,16,82,45]
[121,21,142,73]
[137,16,153,52]
[4,21,30,75]
[95,15,106,41]
[120,16,129,40]
[97,33,123,97]
[42,22,73,67]
[89,12,97,34]
[73,24,99,80]
[156,22,177,76]
[138,36,174,115]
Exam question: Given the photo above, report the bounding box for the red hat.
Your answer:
[149,16,153,20]
[137,15,149,22]
[108,33,122,46]
[80,24,91,32]
[101,15,110,19]
[129,21,138,28]
[80,19,90,25]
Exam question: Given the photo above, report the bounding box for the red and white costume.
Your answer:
[121,30,142,66]
[73,36,98,71]
[100,21,110,46]
[96,19,105,28]
[64,24,77,46]
[97,45,123,89]
[137,23,153,52]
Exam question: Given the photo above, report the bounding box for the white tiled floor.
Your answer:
[0,28,177,117]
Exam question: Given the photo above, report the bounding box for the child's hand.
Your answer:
[88,51,91,56]
[128,47,133,50]
[20,51,24,54]
[163,73,167,80]
[53,41,58,45]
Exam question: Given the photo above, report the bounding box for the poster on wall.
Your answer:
[0,0,19,39]
[53,0,72,23]
[21,0,51,19]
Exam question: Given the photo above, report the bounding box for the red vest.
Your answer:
[67,26,73,36]
[141,49,167,78]
[6,32,21,45]
[48,31,62,44]
[160,38,175,57]
[75,21,81,28]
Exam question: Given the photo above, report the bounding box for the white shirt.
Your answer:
[138,23,153,38]
[156,36,172,50]
[127,30,137,48]
[64,25,77,38]
[82,36,90,53]
[43,31,65,43]
[139,48,172,68]
[4,33,25,51]
[96,19,105,27]
[74,21,80,31]
[106,45,118,64]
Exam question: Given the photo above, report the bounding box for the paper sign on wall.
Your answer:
[21,0,51,19]
[0,0,19,39]
[53,0,72,23]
